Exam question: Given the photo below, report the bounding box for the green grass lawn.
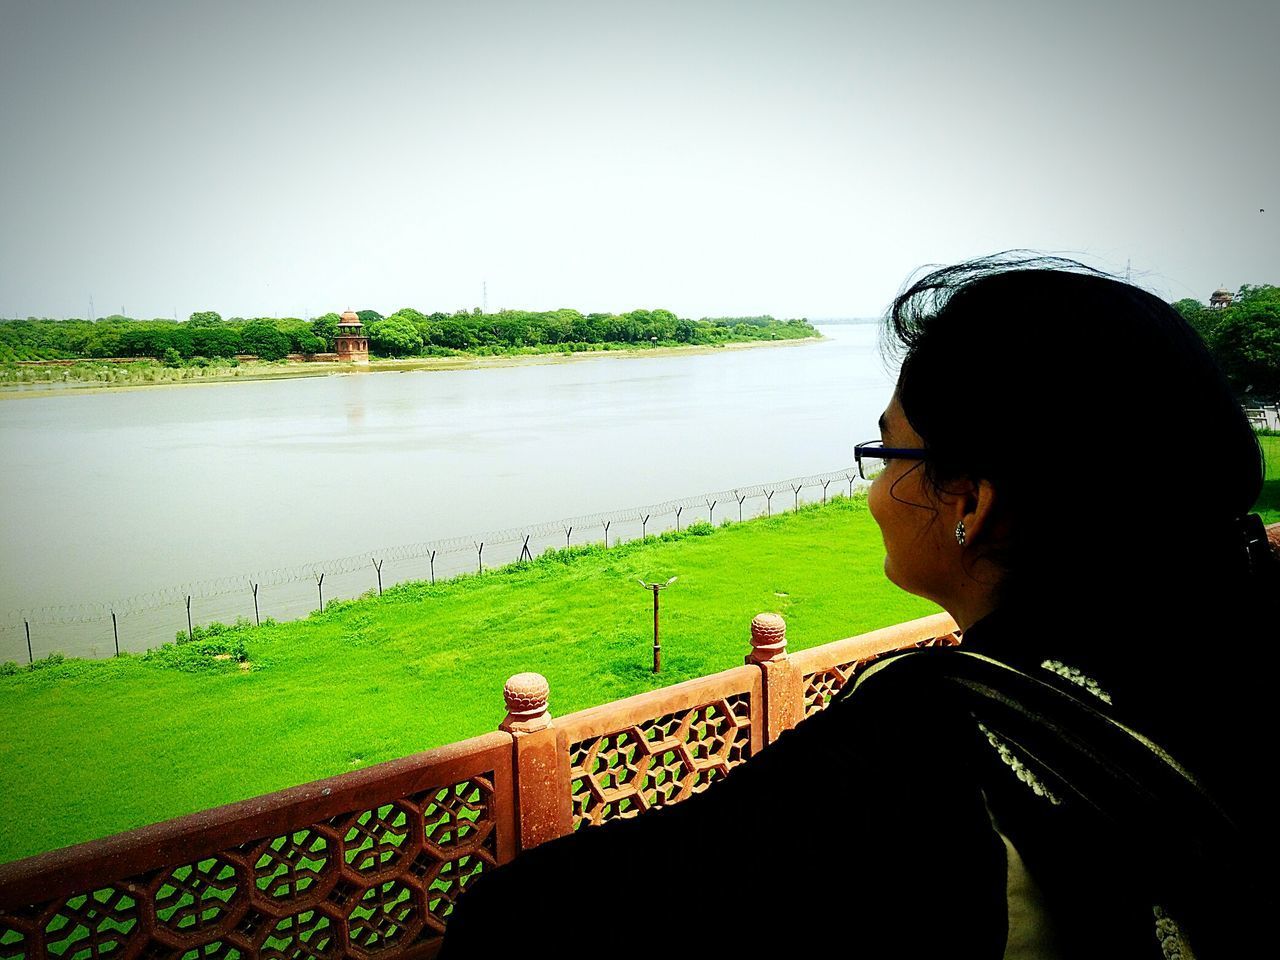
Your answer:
[0,495,938,863]
[1,435,1274,865]
[1255,433,1280,524]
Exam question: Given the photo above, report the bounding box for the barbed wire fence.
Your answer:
[1,467,868,664]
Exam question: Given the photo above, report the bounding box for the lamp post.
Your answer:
[636,576,677,673]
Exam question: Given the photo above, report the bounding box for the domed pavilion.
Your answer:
[335,310,370,364]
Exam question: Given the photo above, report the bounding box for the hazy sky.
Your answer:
[2,0,1276,320]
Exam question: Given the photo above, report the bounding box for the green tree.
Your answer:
[357,310,385,325]
[541,310,577,344]
[433,317,475,349]
[119,326,169,358]
[388,309,436,346]
[369,315,423,356]
[85,328,123,358]
[192,327,241,358]
[1173,298,1217,344]
[311,313,341,352]
[188,311,223,327]
[168,327,195,358]
[240,321,291,361]
[1210,285,1280,398]
[576,314,608,342]
[278,319,323,354]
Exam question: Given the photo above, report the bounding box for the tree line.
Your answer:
[0,308,818,364]
[1173,284,1280,400]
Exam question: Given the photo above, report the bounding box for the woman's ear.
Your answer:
[961,478,1000,546]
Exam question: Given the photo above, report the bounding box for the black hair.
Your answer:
[882,252,1272,616]
[882,254,1278,950]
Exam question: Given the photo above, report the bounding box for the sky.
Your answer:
[1,0,1276,320]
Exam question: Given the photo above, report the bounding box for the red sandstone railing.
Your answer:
[0,612,958,960]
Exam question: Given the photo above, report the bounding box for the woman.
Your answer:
[441,256,1276,958]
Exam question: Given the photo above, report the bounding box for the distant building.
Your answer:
[1209,286,1234,310]
[335,310,370,364]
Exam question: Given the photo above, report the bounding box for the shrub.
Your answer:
[175,617,255,644]
[145,632,252,673]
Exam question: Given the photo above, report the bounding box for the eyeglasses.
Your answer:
[853,440,930,480]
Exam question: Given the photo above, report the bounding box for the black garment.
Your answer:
[440,609,1260,957]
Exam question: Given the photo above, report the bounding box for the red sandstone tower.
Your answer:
[335,310,370,364]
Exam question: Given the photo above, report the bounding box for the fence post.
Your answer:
[24,619,32,664]
[111,610,119,656]
[373,558,384,595]
[676,506,683,532]
[185,596,193,642]
[744,612,804,744]
[822,479,831,504]
[499,672,573,853]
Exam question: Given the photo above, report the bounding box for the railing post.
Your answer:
[500,672,573,852]
[745,612,804,744]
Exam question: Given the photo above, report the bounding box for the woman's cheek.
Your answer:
[867,473,886,529]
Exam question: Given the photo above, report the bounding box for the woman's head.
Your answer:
[867,389,1010,629]
[875,253,1265,621]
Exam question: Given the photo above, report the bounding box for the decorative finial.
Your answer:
[748,612,787,663]
[501,672,551,732]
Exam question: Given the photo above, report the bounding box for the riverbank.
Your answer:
[0,495,937,862]
[0,335,822,399]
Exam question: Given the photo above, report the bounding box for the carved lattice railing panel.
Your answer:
[556,666,763,831]
[802,661,860,717]
[42,886,144,959]
[0,917,28,960]
[792,614,961,718]
[0,734,515,960]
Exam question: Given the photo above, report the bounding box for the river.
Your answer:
[0,324,897,660]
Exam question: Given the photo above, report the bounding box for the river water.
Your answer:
[0,324,897,660]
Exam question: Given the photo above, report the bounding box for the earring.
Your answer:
[955,520,966,547]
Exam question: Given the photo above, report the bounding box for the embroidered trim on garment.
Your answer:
[1153,905,1195,959]
[1040,659,1114,705]
[976,721,1062,805]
